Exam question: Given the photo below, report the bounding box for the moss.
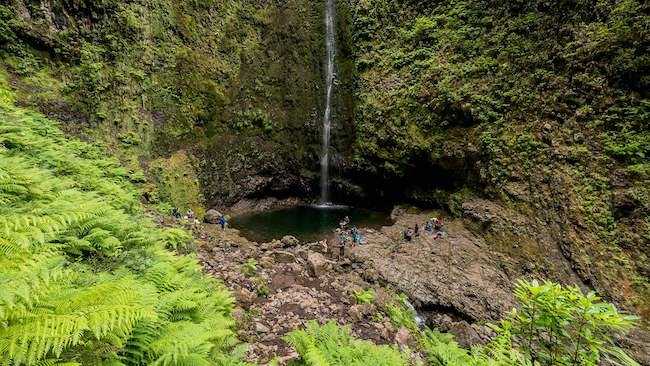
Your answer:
[2,0,329,203]
[149,151,205,218]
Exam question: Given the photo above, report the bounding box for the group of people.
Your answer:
[335,216,365,258]
[403,217,444,242]
[171,207,228,229]
[172,207,198,223]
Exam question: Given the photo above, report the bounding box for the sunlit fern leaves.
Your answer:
[285,321,410,366]
[0,85,242,365]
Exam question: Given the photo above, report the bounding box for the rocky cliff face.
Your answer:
[1,0,341,207]
[338,0,649,319]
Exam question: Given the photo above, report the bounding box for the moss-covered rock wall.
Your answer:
[340,0,648,318]
[0,0,341,207]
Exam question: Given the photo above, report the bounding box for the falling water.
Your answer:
[320,0,336,204]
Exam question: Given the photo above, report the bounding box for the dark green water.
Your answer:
[231,205,392,243]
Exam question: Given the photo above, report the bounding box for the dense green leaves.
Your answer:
[0,79,246,365]
[285,321,410,366]
[499,279,638,366]
[344,0,649,319]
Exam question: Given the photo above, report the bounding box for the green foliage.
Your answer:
[345,0,649,184]
[252,277,270,298]
[0,0,324,192]
[0,87,247,365]
[385,294,418,332]
[381,281,638,366]
[353,288,375,305]
[409,17,436,42]
[285,321,410,366]
[496,279,638,366]
[344,0,649,318]
[148,152,205,219]
[240,258,258,277]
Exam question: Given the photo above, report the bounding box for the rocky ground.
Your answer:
[186,207,515,363]
[178,205,650,365]
[194,223,397,363]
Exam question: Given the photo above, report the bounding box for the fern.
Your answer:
[285,321,410,366]
[0,82,243,365]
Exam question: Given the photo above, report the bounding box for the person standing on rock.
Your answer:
[414,223,420,237]
[339,216,350,230]
[403,228,413,242]
[336,229,348,259]
[218,215,228,230]
[351,226,360,245]
[434,217,443,231]
[432,218,445,240]
[425,219,433,234]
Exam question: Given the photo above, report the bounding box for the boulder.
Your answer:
[281,235,300,247]
[270,250,296,264]
[347,305,364,322]
[307,252,330,277]
[307,240,328,253]
[347,304,374,322]
[394,327,412,348]
[269,239,283,250]
[235,288,256,306]
[258,255,275,268]
[254,322,270,333]
[204,209,222,224]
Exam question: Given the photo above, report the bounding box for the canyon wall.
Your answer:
[338,0,648,318]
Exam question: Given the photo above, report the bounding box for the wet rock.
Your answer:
[204,209,222,224]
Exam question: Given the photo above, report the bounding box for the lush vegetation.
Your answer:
[0,0,647,364]
[342,0,649,317]
[0,0,327,208]
[0,72,248,365]
[281,280,638,365]
[386,280,637,366]
[285,321,410,366]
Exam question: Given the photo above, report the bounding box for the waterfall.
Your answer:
[320,0,336,204]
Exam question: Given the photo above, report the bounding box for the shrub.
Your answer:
[241,258,258,277]
[496,279,638,366]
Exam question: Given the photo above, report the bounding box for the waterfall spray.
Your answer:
[320,0,336,204]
